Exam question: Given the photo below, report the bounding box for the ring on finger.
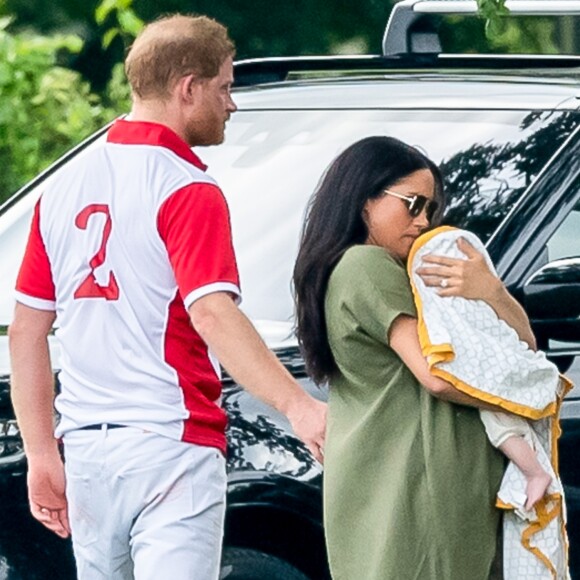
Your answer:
[440,278,449,288]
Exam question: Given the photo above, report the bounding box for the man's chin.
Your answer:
[193,133,225,148]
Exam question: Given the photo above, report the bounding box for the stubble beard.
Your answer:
[185,116,226,148]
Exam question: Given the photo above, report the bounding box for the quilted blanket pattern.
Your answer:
[408,226,571,580]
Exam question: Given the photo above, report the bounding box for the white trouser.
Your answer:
[63,426,226,580]
[480,409,533,449]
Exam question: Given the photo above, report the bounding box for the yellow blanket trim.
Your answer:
[408,226,570,420]
[424,343,454,366]
[497,491,566,579]
[521,498,564,580]
[551,376,572,572]
[406,225,458,268]
[428,353,570,577]
[408,225,573,577]
[551,376,573,468]
[429,367,557,420]
[496,492,562,514]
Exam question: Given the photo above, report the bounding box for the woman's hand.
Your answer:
[415,237,502,302]
[415,237,537,350]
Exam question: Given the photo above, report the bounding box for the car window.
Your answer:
[547,198,580,262]
[199,109,575,325]
[0,109,574,330]
[541,196,580,397]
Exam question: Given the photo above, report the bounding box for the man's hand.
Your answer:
[10,304,69,536]
[189,293,328,462]
[285,396,327,464]
[28,454,70,538]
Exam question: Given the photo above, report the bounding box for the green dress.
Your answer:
[323,245,505,580]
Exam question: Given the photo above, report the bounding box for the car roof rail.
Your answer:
[233,55,387,86]
[233,54,580,87]
[383,0,580,56]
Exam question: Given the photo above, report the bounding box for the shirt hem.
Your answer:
[184,282,241,309]
[182,432,227,455]
[14,291,56,311]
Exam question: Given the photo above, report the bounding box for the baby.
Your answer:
[409,226,564,513]
[479,409,551,510]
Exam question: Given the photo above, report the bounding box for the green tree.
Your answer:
[0,16,130,203]
[0,0,572,203]
[477,0,508,38]
[5,0,569,91]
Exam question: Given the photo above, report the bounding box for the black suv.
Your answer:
[1,0,580,578]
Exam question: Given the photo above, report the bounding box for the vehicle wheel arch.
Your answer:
[224,474,330,580]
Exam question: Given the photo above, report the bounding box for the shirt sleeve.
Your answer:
[157,182,241,309]
[15,199,57,311]
[330,245,416,345]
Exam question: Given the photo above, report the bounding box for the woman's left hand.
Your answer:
[415,237,502,302]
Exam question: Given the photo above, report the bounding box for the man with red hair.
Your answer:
[9,14,326,579]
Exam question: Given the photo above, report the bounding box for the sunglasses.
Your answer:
[383,189,439,222]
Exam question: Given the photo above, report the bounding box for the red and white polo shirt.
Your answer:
[15,119,241,453]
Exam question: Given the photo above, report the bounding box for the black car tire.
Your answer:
[220,547,310,580]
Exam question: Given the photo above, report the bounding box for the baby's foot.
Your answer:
[525,471,552,510]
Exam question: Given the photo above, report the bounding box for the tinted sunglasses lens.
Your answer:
[409,196,438,220]
[408,196,425,217]
[427,200,439,221]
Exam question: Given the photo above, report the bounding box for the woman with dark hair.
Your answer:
[293,136,535,579]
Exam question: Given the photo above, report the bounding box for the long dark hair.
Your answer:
[293,136,445,385]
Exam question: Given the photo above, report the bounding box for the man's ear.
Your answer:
[177,73,200,104]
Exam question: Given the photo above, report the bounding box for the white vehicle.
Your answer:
[1,1,580,577]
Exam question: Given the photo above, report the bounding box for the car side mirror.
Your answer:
[523,257,580,342]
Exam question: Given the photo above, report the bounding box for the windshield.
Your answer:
[199,108,575,325]
[0,108,574,332]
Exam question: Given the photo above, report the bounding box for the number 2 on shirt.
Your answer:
[73,204,120,300]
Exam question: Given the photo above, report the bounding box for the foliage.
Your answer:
[95,0,143,49]
[6,0,571,89]
[476,0,509,38]
[5,0,397,88]
[0,17,130,204]
[440,112,577,242]
[440,15,559,55]
[0,0,573,204]
[473,0,559,53]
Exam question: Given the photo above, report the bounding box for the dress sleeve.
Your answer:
[157,182,241,309]
[332,246,416,345]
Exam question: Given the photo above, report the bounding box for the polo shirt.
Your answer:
[15,119,241,452]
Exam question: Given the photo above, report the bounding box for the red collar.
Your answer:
[107,119,208,171]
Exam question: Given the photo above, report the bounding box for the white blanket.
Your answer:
[408,226,571,580]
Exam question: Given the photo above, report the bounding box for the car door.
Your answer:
[489,120,580,575]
